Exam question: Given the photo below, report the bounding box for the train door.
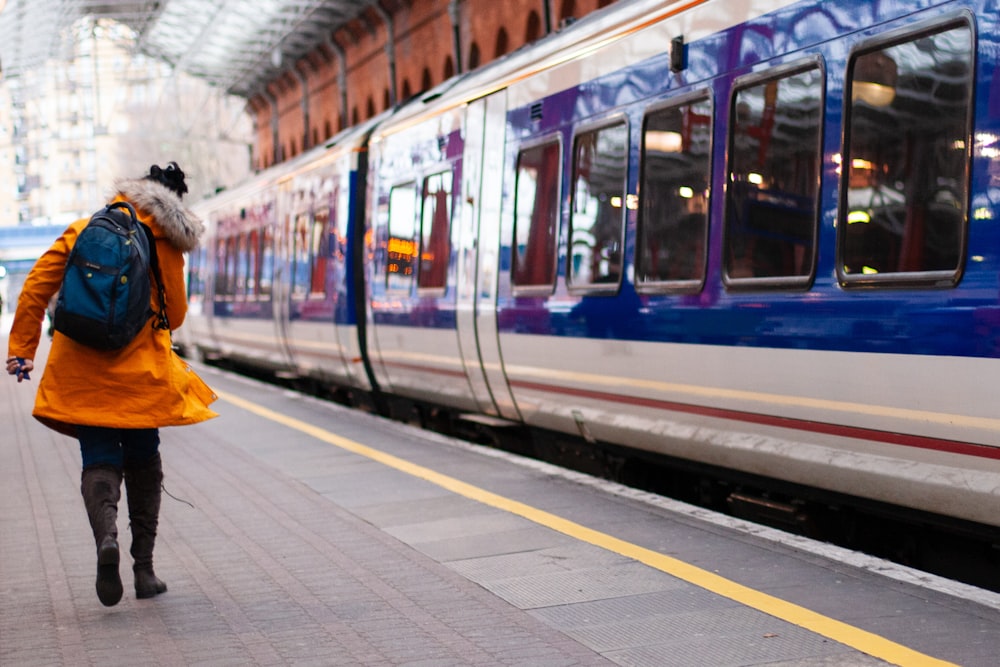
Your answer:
[181,222,214,354]
[271,182,297,370]
[329,161,370,389]
[455,91,521,421]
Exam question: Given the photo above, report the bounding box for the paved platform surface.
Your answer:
[4,334,1000,667]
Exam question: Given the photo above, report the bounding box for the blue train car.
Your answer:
[185,121,377,394]
[187,0,1000,530]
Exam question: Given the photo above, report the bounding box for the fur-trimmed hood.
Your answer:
[113,177,204,252]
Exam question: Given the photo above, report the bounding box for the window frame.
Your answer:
[722,56,825,292]
[511,134,563,297]
[416,167,454,295]
[836,13,974,290]
[636,89,714,295]
[258,223,275,299]
[235,230,250,300]
[566,114,631,296]
[289,208,313,300]
[186,244,206,301]
[308,207,330,298]
[385,181,419,294]
[211,223,230,300]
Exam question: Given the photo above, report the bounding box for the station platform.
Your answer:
[4,334,1000,667]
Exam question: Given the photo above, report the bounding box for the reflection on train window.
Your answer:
[236,232,249,298]
[569,121,628,289]
[224,236,238,298]
[187,245,206,300]
[418,171,452,291]
[332,182,349,265]
[637,95,711,289]
[214,236,227,298]
[309,209,329,296]
[386,182,418,293]
[211,202,276,302]
[725,63,822,286]
[259,226,274,297]
[212,232,226,299]
[512,140,560,290]
[212,234,227,299]
[840,21,972,285]
[290,212,312,298]
[245,230,259,297]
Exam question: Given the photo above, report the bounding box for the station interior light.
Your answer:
[852,51,897,107]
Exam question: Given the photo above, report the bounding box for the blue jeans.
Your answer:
[78,426,160,469]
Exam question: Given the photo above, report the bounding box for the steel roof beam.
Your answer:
[0,0,377,98]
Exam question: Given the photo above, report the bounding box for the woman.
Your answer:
[5,162,218,607]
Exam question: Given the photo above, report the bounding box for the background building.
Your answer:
[0,1,617,224]
[0,0,616,310]
[0,16,253,228]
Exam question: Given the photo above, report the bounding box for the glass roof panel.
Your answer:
[0,0,375,97]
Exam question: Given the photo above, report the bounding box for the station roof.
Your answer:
[0,0,377,98]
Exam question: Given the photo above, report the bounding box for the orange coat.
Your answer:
[7,177,218,437]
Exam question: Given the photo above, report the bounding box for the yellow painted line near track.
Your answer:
[219,389,957,667]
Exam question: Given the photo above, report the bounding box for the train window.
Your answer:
[259,226,274,298]
[386,182,418,293]
[839,20,972,287]
[187,245,206,301]
[212,235,228,299]
[246,229,260,298]
[290,212,312,299]
[225,236,238,299]
[637,93,712,290]
[512,139,561,291]
[569,120,628,291]
[418,170,453,291]
[236,232,249,299]
[725,61,823,288]
[332,183,349,266]
[309,209,329,296]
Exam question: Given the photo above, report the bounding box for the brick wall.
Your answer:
[250,0,617,171]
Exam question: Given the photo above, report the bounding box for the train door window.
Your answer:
[418,170,453,292]
[246,229,260,299]
[637,93,712,291]
[309,208,330,296]
[333,182,349,264]
[259,225,274,298]
[839,20,972,287]
[222,235,238,300]
[725,61,823,288]
[387,182,418,293]
[213,235,227,299]
[236,232,249,299]
[187,245,206,300]
[512,138,561,292]
[291,212,311,299]
[569,120,629,291]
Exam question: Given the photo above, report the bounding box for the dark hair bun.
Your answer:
[147,161,188,198]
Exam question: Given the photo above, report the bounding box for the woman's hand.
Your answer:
[5,357,33,381]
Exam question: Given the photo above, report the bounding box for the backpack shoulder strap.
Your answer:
[139,221,171,331]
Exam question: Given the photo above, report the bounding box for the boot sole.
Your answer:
[135,584,167,599]
[96,541,122,607]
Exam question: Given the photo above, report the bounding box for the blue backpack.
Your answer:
[53,201,170,350]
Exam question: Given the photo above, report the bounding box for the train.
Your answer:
[179,0,1000,536]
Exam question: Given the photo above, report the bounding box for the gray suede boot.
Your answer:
[80,465,123,607]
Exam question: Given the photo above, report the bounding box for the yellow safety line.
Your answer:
[218,389,957,667]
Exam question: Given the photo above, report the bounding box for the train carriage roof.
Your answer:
[366,0,757,140]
